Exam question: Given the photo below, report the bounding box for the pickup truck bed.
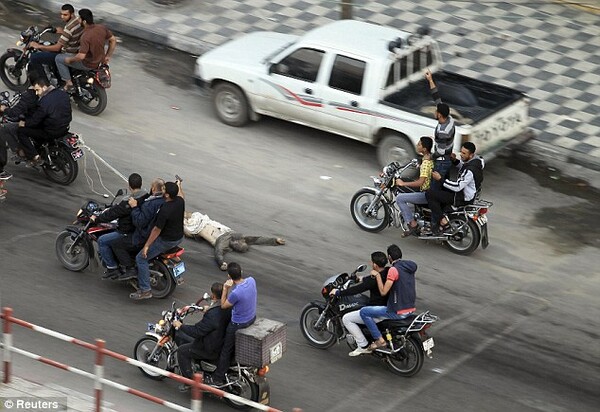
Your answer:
[383,71,525,125]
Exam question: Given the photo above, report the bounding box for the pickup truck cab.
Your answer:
[195,20,530,166]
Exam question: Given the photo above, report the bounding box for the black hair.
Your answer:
[78,8,94,24]
[387,244,402,261]
[128,173,142,190]
[32,75,50,88]
[371,251,387,268]
[61,4,75,14]
[164,181,179,198]
[419,136,433,153]
[227,262,242,280]
[27,71,42,86]
[462,141,476,154]
[211,282,224,299]
[436,102,450,118]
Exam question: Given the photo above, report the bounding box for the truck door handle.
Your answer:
[304,88,313,94]
[351,100,358,107]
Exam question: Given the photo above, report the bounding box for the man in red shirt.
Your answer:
[55,8,116,90]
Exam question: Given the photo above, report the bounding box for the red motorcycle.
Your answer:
[54,190,185,298]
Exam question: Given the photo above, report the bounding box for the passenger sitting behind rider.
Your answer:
[394,136,434,237]
[329,251,389,357]
[426,141,484,235]
[173,282,232,392]
[16,75,71,164]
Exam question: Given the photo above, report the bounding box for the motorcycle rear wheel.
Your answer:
[299,303,337,349]
[385,335,424,377]
[350,188,389,233]
[223,373,259,410]
[444,216,480,255]
[43,147,79,185]
[0,52,29,91]
[55,231,90,272]
[74,83,107,116]
[133,336,168,380]
[149,260,176,299]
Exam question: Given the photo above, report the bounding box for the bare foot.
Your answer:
[276,238,286,245]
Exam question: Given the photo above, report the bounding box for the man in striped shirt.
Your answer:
[425,69,455,190]
[28,4,83,79]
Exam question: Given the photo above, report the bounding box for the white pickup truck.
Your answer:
[194,20,531,166]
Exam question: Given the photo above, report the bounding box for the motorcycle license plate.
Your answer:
[423,338,435,352]
[173,262,185,278]
[71,148,84,160]
[477,214,488,226]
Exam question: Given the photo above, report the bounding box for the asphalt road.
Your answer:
[1,6,599,412]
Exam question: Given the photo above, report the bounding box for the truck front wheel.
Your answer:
[213,82,249,127]
[377,133,417,169]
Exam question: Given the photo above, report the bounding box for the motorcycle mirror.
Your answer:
[115,189,124,197]
[203,292,210,300]
[355,264,367,273]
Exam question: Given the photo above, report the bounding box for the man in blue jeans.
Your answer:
[130,181,184,300]
[359,244,417,351]
[209,262,257,386]
[91,173,146,279]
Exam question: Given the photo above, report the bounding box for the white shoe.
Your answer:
[349,346,372,357]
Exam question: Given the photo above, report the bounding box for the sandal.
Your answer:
[402,223,419,237]
[368,340,387,350]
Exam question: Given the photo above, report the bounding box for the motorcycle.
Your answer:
[350,159,493,255]
[0,90,82,185]
[0,25,110,116]
[54,190,185,299]
[300,264,438,377]
[134,296,270,410]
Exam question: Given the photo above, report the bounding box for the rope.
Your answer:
[77,135,127,198]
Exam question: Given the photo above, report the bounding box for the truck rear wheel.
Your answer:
[377,132,417,168]
[213,82,249,127]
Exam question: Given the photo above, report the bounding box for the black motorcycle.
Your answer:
[300,264,438,377]
[350,159,493,255]
[0,90,82,185]
[0,25,109,116]
[134,298,269,410]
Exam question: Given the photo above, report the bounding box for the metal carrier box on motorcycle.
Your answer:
[235,318,287,368]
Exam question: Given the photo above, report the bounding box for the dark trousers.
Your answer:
[29,52,59,79]
[17,127,48,159]
[213,317,255,380]
[212,232,282,267]
[430,158,453,191]
[426,187,456,227]
[177,342,214,379]
[110,234,141,268]
[0,123,20,169]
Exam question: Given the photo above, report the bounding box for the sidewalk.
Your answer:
[16,0,600,173]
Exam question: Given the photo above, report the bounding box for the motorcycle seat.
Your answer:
[160,246,184,259]
[378,315,416,329]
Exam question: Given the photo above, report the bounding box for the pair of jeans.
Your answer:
[97,232,124,269]
[213,317,255,381]
[395,191,428,224]
[212,232,282,267]
[430,158,453,191]
[111,234,140,268]
[55,53,90,82]
[135,237,182,292]
[360,306,412,340]
[342,310,384,349]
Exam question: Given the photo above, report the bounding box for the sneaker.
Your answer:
[129,290,152,300]
[349,346,373,357]
[117,268,137,281]
[177,384,190,393]
[0,171,12,180]
[102,268,120,280]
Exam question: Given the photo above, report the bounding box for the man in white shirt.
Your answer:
[184,212,285,270]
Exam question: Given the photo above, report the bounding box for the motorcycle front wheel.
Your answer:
[445,216,481,255]
[149,260,176,299]
[55,231,90,272]
[223,373,259,410]
[350,188,389,232]
[0,52,29,91]
[74,83,107,116]
[299,303,336,349]
[385,335,424,377]
[43,147,79,185]
[133,336,169,380]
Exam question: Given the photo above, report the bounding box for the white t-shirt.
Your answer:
[183,212,232,246]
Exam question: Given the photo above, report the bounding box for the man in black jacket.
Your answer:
[173,282,231,392]
[16,75,71,162]
[0,74,40,179]
[90,173,147,279]
[329,251,389,356]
